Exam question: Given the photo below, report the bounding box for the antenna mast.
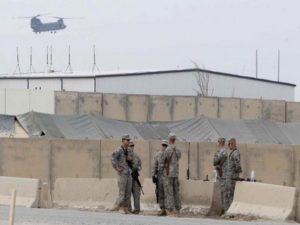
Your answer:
[91,44,100,74]
[65,45,73,73]
[13,47,22,74]
[28,46,35,73]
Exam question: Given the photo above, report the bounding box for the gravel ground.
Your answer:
[0,206,297,225]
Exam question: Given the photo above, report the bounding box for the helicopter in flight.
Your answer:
[17,14,82,34]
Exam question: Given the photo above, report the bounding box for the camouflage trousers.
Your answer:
[157,176,165,210]
[223,179,237,211]
[163,177,181,211]
[217,178,228,211]
[128,179,141,211]
[115,174,132,208]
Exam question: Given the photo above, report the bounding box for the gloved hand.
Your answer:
[152,176,157,184]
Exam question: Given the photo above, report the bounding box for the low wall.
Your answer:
[0,176,41,208]
[53,178,118,209]
[227,182,296,221]
[0,137,300,220]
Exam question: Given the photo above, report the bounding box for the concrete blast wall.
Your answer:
[54,91,297,122]
[1,137,300,220]
[0,88,298,122]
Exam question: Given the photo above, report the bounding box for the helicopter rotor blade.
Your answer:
[50,16,84,20]
[15,16,33,19]
[15,13,51,19]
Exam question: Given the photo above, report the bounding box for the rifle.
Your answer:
[125,152,144,195]
[152,175,159,203]
[132,169,144,195]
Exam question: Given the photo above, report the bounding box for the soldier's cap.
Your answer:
[161,140,168,146]
[121,134,130,141]
[218,138,226,143]
[129,140,135,147]
[168,132,176,139]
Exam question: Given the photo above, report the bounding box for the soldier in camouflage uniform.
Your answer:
[213,138,228,213]
[161,133,181,216]
[151,140,168,216]
[225,138,242,211]
[127,141,142,214]
[111,134,133,214]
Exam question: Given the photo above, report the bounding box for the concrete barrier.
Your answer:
[227,182,296,221]
[102,93,127,120]
[189,142,199,180]
[181,180,222,215]
[100,140,121,179]
[241,99,262,120]
[262,100,286,122]
[53,178,118,209]
[218,98,241,120]
[246,144,293,186]
[149,96,173,121]
[196,97,218,118]
[0,176,41,208]
[127,95,149,122]
[55,91,79,115]
[286,102,300,123]
[0,138,51,184]
[173,96,196,120]
[141,178,221,215]
[78,92,102,115]
[50,139,101,189]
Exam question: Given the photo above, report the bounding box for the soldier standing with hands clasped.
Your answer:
[111,134,133,214]
[152,140,169,216]
[213,138,228,214]
[225,138,242,211]
[162,133,181,217]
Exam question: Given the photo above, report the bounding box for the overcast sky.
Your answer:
[1,0,300,99]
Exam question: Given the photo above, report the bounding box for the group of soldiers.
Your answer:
[110,133,242,217]
[213,137,242,213]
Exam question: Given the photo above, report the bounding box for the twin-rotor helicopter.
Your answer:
[17,14,83,34]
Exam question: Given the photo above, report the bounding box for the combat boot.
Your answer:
[166,210,176,217]
[119,206,129,214]
[157,209,166,216]
[110,205,119,212]
[132,209,140,214]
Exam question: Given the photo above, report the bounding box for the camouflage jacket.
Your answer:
[162,145,181,178]
[225,149,242,179]
[131,151,142,172]
[152,150,165,177]
[213,147,228,178]
[111,146,133,176]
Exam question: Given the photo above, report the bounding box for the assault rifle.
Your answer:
[152,175,159,203]
[131,168,144,195]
